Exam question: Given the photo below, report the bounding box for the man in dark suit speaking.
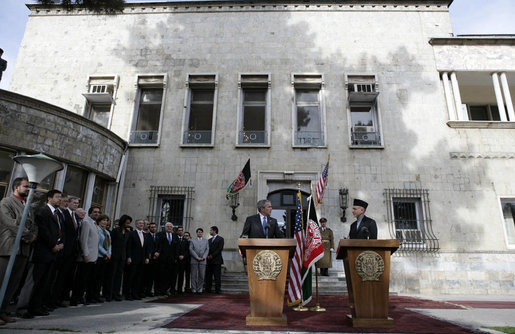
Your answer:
[348,199,378,239]
[241,199,283,238]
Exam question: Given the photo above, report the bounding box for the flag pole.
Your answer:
[293,184,308,312]
[310,266,326,312]
[309,182,326,312]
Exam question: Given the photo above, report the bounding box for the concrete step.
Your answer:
[222,270,348,295]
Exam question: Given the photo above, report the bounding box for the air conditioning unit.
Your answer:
[353,131,379,145]
[83,83,115,103]
[352,126,375,133]
[351,83,374,93]
[89,84,113,94]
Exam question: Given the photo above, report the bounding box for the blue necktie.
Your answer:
[262,216,267,235]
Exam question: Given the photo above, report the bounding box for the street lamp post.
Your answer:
[0,153,63,307]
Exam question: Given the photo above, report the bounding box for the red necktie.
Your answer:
[72,212,78,230]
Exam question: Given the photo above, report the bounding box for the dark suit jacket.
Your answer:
[126,229,150,265]
[110,227,129,261]
[146,232,158,255]
[349,215,378,239]
[32,205,62,263]
[177,235,190,262]
[208,235,224,265]
[241,214,283,238]
[155,231,178,264]
[62,209,79,257]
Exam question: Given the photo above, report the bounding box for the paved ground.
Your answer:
[0,294,514,334]
[405,294,515,334]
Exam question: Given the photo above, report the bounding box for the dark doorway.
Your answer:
[268,189,310,238]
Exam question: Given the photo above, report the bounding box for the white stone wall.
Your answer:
[9,1,515,294]
[391,252,515,294]
[432,44,515,71]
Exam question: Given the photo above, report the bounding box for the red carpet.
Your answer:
[156,294,480,333]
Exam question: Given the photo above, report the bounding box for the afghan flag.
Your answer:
[226,159,251,196]
[301,195,325,305]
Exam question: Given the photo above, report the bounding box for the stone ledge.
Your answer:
[27,1,452,16]
[450,152,515,160]
[446,120,515,129]
[430,36,515,46]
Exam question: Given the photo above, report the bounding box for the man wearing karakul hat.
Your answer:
[348,199,377,239]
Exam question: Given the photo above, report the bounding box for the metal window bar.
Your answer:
[385,188,439,253]
[148,186,194,233]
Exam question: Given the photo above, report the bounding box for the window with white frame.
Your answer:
[292,74,325,147]
[82,75,118,128]
[182,74,218,145]
[441,71,515,124]
[346,74,382,146]
[500,198,515,246]
[130,75,167,145]
[385,188,439,253]
[238,74,271,145]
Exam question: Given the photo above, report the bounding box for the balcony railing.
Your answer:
[295,130,324,146]
[130,130,159,144]
[239,130,267,145]
[351,131,381,146]
[183,130,212,144]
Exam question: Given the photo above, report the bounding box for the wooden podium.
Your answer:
[238,238,296,326]
[336,239,399,328]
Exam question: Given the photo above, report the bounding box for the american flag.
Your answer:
[315,160,329,205]
[287,191,303,306]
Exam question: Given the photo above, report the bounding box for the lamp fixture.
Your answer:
[339,188,349,222]
[228,192,240,221]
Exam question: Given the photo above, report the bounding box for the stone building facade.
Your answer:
[6,0,515,294]
[0,89,127,215]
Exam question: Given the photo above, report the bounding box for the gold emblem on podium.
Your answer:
[253,250,282,280]
[355,250,384,281]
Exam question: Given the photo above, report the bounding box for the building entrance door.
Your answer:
[268,189,309,238]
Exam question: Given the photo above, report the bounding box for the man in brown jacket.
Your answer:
[0,177,38,323]
[315,217,334,276]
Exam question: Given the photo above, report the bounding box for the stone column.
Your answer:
[441,72,457,121]
[499,72,515,121]
[82,172,96,211]
[450,72,467,120]
[491,72,508,121]
[53,165,68,191]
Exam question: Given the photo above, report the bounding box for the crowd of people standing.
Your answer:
[0,177,224,325]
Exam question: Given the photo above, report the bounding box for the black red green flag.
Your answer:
[226,159,251,196]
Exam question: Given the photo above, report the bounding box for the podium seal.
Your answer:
[355,250,384,281]
[253,250,282,280]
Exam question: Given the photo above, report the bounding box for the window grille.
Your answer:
[148,186,194,232]
[384,188,439,253]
